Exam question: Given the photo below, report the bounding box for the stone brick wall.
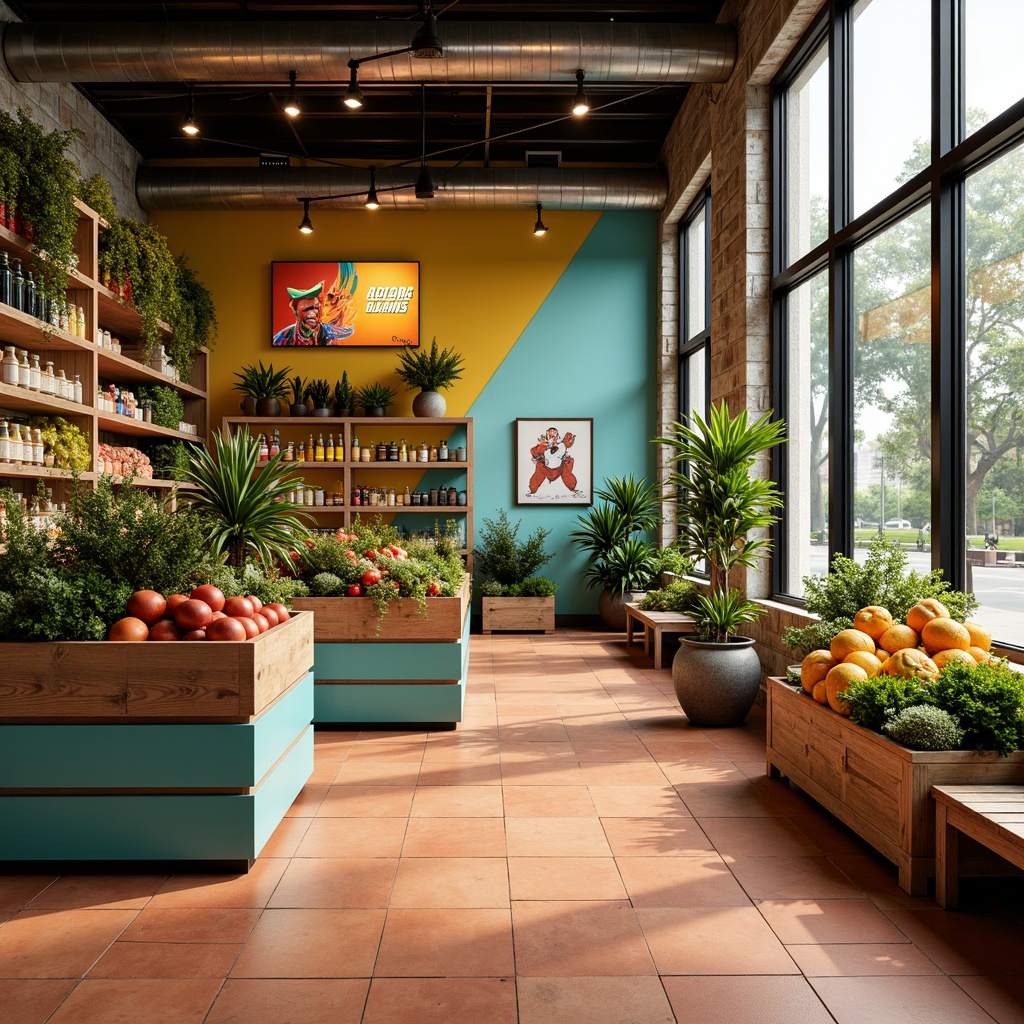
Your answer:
[0,3,144,220]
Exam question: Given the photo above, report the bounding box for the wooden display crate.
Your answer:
[292,574,470,643]
[765,676,1024,895]
[481,596,555,634]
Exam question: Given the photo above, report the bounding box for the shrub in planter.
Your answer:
[638,580,701,613]
[474,508,553,594]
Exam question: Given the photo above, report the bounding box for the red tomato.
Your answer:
[245,594,263,612]
[206,616,248,642]
[223,596,255,619]
[210,610,227,621]
[173,598,213,632]
[427,581,442,596]
[393,580,401,590]
[264,603,290,622]
[235,615,260,639]
[361,568,382,586]
[363,549,377,560]
[148,619,182,641]
[165,593,189,615]
[261,606,280,627]
[182,629,207,641]
[108,616,149,641]
[126,589,167,624]
[348,584,363,597]
[251,612,270,633]
[189,584,225,612]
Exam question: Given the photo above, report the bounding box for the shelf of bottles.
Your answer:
[0,200,209,513]
[223,416,474,559]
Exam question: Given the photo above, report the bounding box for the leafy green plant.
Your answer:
[883,705,964,751]
[507,576,557,598]
[782,618,854,659]
[115,219,180,352]
[147,441,196,482]
[840,674,931,732]
[653,545,693,577]
[333,372,355,411]
[928,660,1024,756]
[474,509,553,588]
[78,172,117,222]
[232,361,291,400]
[168,254,217,379]
[655,402,786,641]
[207,561,308,606]
[28,416,90,471]
[395,337,465,392]
[288,374,309,408]
[182,430,314,568]
[140,384,184,430]
[479,577,504,598]
[355,381,397,411]
[584,536,659,595]
[638,580,701,613]
[97,217,139,289]
[0,486,50,591]
[304,377,332,409]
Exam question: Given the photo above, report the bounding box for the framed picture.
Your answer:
[271,260,419,347]
[515,418,593,506]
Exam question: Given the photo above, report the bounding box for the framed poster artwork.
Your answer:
[271,260,420,347]
[515,418,593,506]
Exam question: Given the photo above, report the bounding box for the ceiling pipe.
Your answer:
[134,165,667,212]
[2,21,736,85]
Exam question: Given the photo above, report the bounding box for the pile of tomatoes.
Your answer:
[107,584,291,642]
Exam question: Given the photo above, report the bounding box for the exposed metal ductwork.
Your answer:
[135,165,668,212]
[2,21,736,85]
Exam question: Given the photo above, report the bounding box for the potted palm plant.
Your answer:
[394,337,465,417]
[232,361,291,416]
[288,374,309,417]
[356,381,397,417]
[569,475,660,630]
[333,372,355,416]
[305,377,332,416]
[655,401,786,726]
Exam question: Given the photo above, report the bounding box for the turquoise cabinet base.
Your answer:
[0,672,314,865]
[313,617,470,726]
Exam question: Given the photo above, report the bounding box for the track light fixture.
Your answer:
[344,61,364,110]
[415,85,435,199]
[415,164,435,199]
[410,1,444,59]
[572,68,590,116]
[365,166,380,210]
[298,199,313,234]
[533,203,548,236]
[283,70,301,118]
[181,85,200,137]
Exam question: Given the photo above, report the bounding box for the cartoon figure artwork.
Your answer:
[515,418,592,506]
[528,426,582,498]
[272,263,357,347]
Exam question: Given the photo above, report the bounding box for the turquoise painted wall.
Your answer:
[469,211,659,616]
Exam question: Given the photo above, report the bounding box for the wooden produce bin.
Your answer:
[766,676,1024,895]
[481,596,555,634]
[293,575,471,727]
[0,612,315,868]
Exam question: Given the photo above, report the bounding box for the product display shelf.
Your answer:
[0,199,209,510]
[223,415,474,559]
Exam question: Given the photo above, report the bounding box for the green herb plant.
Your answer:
[289,374,309,408]
[28,416,90,472]
[474,509,553,594]
[333,372,355,412]
[638,579,701,613]
[232,361,291,400]
[355,381,397,411]
[840,674,931,732]
[304,377,332,410]
[927,660,1024,756]
[394,337,465,392]
[140,385,184,430]
[882,706,964,751]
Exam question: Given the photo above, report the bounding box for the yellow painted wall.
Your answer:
[152,208,600,436]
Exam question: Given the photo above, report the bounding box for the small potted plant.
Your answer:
[288,374,309,417]
[395,337,465,417]
[304,377,332,417]
[232,360,291,417]
[333,372,355,416]
[355,381,397,417]
[475,509,556,633]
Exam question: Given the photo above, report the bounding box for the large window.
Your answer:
[773,0,1024,646]
[679,187,711,426]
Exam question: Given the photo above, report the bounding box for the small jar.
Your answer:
[456,446,467,462]
[361,447,371,462]
[428,488,439,506]
[457,489,468,506]
[314,488,325,506]
[438,487,448,506]
[447,486,458,506]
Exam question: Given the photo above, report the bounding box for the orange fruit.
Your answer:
[906,598,951,633]
[932,648,977,670]
[811,680,829,704]
[965,622,992,653]
[853,606,894,641]
[844,650,883,677]
[969,646,993,664]
[878,623,920,654]
[879,648,940,682]
[830,628,876,661]
[824,662,866,715]
[801,649,838,694]
[921,617,971,655]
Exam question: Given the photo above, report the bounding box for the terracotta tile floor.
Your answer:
[3,628,1024,1023]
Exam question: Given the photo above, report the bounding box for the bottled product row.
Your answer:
[258,430,467,465]
[285,484,469,508]
[0,251,86,332]
[2,346,84,403]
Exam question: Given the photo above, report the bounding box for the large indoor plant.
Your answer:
[655,401,786,725]
[232,361,291,416]
[570,474,660,630]
[395,337,464,417]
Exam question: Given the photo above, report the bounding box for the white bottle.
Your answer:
[28,352,41,391]
[1,345,18,385]
[18,350,30,388]
[56,369,69,400]
[73,373,82,404]
[8,424,22,462]
[0,421,9,461]
[41,361,55,395]
[77,306,86,339]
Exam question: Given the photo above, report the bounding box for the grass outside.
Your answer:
[849,529,1024,550]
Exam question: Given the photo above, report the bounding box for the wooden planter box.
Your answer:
[481,596,555,634]
[292,574,471,642]
[766,676,1024,895]
[0,613,315,867]
[292,577,472,727]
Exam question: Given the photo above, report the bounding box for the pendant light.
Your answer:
[181,85,200,137]
[298,199,313,234]
[415,85,435,199]
[533,203,548,236]
[410,1,443,59]
[344,61,364,110]
[365,167,380,210]
[283,70,301,118]
[572,69,589,116]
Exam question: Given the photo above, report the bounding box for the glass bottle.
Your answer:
[439,439,449,461]
[399,438,408,462]
[28,352,40,391]
[447,486,458,506]
[59,304,69,333]
[49,299,59,328]
[2,345,18,385]
[351,434,360,462]
[56,369,69,400]
[388,439,399,461]
[376,440,388,462]
[77,306,87,339]
[0,251,11,306]
[9,423,22,463]
[23,270,36,319]
[404,485,411,505]
[18,349,30,388]
[315,433,325,462]
[269,429,280,459]
[73,373,82,405]
[418,441,429,462]
[0,420,9,461]
[31,427,43,465]
[308,433,315,461]
[258,433,269,461]
[334,433,344,461]
[325,432,335,461]
[297,441,306,462]
[41,360,54,396]
[429,444,438,461]
[283,440,295,462]
[11,257,24,312]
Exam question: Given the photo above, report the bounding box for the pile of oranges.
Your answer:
[800,598,993,716]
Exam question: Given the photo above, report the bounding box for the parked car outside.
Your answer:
[884,518,912,529]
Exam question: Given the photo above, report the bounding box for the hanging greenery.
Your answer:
[167,254,218,379]
[77,173,117,223]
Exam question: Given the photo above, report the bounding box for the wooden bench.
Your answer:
[932,784,1024,909]
[624,604,695,670]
